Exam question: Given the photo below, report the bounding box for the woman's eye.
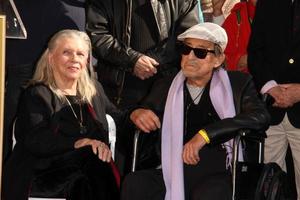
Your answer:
[77,52,86,57]
[63,50,71,55]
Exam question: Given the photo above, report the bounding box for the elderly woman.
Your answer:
[121,23,270,200]
[3,30,122,200]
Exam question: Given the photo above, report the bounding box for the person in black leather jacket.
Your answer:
[121,23,270,200]
[86,0,199,106]
[86,0,200,174]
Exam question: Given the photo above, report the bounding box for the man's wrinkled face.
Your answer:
[180,38,224,86]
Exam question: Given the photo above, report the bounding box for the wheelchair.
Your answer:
[131,129,291,200]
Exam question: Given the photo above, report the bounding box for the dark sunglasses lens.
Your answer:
[180,44,192,55]
[194,49,208,59]
[180,44,208,59]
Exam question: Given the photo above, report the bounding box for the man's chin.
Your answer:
[182,72,198,80]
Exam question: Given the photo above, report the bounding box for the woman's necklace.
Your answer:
[65,97,87,135]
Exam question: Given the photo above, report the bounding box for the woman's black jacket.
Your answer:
[2,82,125,200]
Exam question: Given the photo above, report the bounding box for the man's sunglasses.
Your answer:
[179,43,216,59]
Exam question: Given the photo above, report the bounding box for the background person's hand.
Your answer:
[279,83,300,107]
[133,55,159,80]
[130,108,161,133]
[237,54,248,72]
[74,138,112,162]
[182,133,206,165]
[267,86,289,108]
[212,0,226,16]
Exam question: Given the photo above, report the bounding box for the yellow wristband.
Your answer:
[198,129,210,144]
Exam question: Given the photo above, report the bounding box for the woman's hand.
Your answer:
[74,138,112,162]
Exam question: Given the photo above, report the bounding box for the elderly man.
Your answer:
[122,23,270,200]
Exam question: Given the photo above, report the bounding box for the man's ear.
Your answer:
[213,53,225,68]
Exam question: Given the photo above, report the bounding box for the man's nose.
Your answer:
[187,49,197,59]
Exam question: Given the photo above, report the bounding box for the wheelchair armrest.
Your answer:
[106,114,116,160]
[235,129,266,164]
[131,129,141,172]
[238,129,267,142]
[232,129,266,199]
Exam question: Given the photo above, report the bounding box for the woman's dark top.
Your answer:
[60,95,104,140]
[3,82,125,200]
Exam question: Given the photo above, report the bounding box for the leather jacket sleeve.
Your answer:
[145,0,199,68]
[86,0,199,72]
[86,0,142,71]
[176,0,200,36]
[204,76,270,145]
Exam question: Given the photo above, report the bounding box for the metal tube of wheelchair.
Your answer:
[258,142,263,163]
[232,134,241,200]
[131,129,141,172]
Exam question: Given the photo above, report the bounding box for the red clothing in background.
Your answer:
[222,1,256,72]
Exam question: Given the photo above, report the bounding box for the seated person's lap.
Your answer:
[121,169,231,200]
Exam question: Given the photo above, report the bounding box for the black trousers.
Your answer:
[30,147,119,200]
[121,169,232,200]
[121,145,232,200]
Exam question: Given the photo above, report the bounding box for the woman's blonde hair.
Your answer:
[31,29,97,104]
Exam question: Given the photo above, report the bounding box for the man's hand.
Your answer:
[130,108,161,133]
[267,85,288,108]
[74,138,112,162]
[182,133,206,165]
[212,0,226,17]
[133,55,159,80]
[237,54,248,72]
[279,83,300,107]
